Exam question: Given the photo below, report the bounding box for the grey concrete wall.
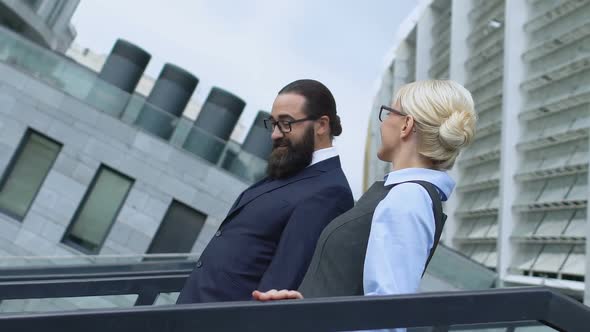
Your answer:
[0,61,249,263]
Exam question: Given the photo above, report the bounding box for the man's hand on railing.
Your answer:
[252,289,304,301]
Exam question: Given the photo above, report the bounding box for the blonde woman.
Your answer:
[252,80,477,323]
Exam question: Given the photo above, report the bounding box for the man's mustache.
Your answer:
[273,139,291,149]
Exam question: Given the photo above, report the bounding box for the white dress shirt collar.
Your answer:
[309,147,338,167]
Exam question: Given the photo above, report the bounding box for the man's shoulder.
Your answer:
[304,165,350,191]
[276,168,350,202]
[301,171,353,205]
[273,158,352,203]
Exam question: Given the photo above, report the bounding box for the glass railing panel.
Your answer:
[84,78,132,118]
[220,146,267,183]
[120,94,146,124]
[0,295,138,313]
[169,116,194,148]
[446,321,556,331]
[0,27,96,100]
[422,244,497,291]
[182,125,228,164]
[347,321,554,331]
[0,254,195,313]
[56,60,96,100]
[153,293,180,306]
[132,98,180,140]
[217,139,241,167]
[514,326,557,331]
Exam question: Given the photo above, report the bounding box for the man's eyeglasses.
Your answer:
[379,105,406,122]
[264,117,317,133]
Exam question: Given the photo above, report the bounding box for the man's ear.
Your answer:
[315,115,330,136]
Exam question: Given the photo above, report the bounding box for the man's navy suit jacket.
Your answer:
[177,156,353,303]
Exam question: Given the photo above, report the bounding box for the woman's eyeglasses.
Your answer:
[379,105,406,122]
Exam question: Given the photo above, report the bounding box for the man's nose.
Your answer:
[271,125,284,140]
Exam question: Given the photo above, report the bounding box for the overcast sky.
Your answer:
[71,0,417,198]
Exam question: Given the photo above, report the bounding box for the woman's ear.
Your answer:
[400,116,415,138]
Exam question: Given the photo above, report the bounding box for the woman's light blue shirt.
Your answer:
[362,168,455,332]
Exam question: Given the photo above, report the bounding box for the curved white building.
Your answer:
[364,0,590,302]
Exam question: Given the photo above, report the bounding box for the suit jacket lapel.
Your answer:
[225,156,342,219]
[227,176,268,213]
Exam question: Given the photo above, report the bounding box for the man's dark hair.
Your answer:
[278,79,342,137]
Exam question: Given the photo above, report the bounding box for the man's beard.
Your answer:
[266,125,315,180]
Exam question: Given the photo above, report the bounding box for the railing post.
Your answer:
[134,291,159,306]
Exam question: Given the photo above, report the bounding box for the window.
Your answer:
[0,130,61,220]
[63,166,133,254]
[147,200,206,255]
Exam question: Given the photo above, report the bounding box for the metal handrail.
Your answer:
[0,259,196,282]
[0,287,588,331]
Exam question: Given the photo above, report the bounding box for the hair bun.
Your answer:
[331,115,343,136]
[438,111,475,150]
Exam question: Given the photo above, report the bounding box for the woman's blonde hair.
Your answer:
[393,80,477,170]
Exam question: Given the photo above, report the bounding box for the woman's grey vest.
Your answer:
[298,180,446,297]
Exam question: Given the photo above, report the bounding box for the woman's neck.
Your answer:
[390,148,434,172]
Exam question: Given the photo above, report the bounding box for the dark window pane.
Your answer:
[147,200,206,254]
[63,166,133,253]
[0,131,61,220]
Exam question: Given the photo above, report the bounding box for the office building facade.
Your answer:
[364,0,590,302]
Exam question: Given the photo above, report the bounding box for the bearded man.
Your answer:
[177,79,353,303]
